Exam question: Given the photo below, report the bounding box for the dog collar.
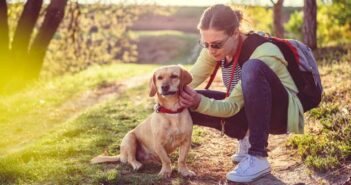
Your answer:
[154,104,185,114]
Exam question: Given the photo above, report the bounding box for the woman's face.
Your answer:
[200,29,238,61]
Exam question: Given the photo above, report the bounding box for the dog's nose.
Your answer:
[161,85,170,92]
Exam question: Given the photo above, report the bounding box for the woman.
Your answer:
[179,4,304,183]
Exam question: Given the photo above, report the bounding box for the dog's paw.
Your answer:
[178,168,196,177]
[158,168,172,178]
[131,161,143,170]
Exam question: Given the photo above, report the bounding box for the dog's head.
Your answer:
[149,65,192,97]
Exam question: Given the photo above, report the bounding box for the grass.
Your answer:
[0,83,201,185]
[0,63,157,155]
[287,45,351,172]
[0,85,154,185]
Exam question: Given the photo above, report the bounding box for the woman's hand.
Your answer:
[179,86,201,109]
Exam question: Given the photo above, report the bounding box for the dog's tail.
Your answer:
[90,155,121,164]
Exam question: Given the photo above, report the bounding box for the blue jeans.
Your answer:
[190,59,289,157]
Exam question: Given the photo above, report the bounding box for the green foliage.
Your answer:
[284,11,303,40]
[317,3,351,46]
[287,110,351,172]
[242,6,273,34]
[308,103,339,120]
[43,3,142,78]
[327,0,351,26]
[284,2,351,46]
[227,4,273,34]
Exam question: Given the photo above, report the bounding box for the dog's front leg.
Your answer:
[177,137,196,177]
[154,143,172,178]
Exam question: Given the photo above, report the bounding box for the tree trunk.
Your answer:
[0,0,9,55]
[0,0,9,90]
[271,0,284,38]
[27,0,68,79]
[2,0,43,93]
[0,0,68,94]
[11,0,43,56]
[303,0,317,49]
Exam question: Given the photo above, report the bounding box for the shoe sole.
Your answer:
[226,168,271,183]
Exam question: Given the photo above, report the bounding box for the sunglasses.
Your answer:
[198,35,231,49]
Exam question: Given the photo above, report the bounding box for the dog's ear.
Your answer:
[149,73,157,97]
[180,66,193,90]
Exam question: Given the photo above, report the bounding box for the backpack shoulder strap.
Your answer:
[238,33,269,67]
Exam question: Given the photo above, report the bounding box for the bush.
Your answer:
[284,11,303,40]
[284,3,351,46]
[287,46,351,172]
[42,3,142,78]
[229,5,273,34]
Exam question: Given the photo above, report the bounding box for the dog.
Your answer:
[90,65,195,178]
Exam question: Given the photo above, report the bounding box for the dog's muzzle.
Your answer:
[161,91,178,96]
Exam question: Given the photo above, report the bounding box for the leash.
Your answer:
[205,35,243,136]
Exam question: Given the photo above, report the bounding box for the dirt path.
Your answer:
[187,127,351,185]
[46,73,153,127]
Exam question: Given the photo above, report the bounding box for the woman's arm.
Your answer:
[189,48,217,89]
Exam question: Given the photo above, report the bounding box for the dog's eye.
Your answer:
[157,76,163,80]
[170,75,178,79]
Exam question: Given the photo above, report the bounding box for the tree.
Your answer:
[303,0,317,49]
[0,0,9,55]
[329,0,351,27]
[270,0,284,38]
[0,0,11,91]
[0,0,68,94]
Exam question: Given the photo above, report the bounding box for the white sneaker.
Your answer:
[231,134,251,163]
[226,154,271,183]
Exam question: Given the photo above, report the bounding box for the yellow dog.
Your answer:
[91,65,195,178]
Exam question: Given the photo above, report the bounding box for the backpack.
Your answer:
[206,32,323,112]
